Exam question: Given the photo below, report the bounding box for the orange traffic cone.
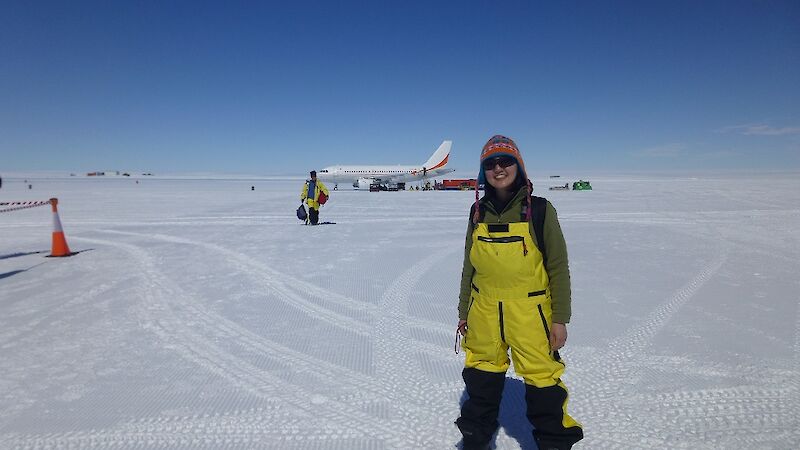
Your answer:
[48,198,74,257]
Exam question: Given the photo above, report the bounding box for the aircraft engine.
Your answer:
[356,177,375,190]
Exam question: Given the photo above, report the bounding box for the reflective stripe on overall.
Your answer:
[462,221,580,430]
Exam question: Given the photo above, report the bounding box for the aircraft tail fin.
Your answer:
[422,140,452,170]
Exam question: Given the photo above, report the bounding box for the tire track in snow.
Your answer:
[95,230,458,419]
[680,225,800,445]
[640,386,794,440]
[0,280,120,346]
[369,246,463,447]
[101,229,457,342]
[77,239,305,396]
[100,230,374,335]
[105,235,422,441]
[571,241,730,447]
[2,236,415,449]
[574,229,797,448]
[636,354,796,385]
[102,230,457,338]
[373,246,456,379]
[711,220,800,445]
[1,407,364,449]
[0,281,123,426]
[610,246,729,360]
[26,234,454,448]
[98,230,459,387]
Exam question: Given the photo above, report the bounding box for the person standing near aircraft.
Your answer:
[455,135,583,450]
[301,170,329,225]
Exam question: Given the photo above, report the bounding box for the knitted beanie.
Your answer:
[477,135,528,185]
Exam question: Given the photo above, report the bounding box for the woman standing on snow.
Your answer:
[455,135,583,450]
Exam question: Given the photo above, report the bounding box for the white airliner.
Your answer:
[317,140,454,190]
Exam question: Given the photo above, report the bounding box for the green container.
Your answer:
[572,180,592,191]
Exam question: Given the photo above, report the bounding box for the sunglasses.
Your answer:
[482,156,516,170]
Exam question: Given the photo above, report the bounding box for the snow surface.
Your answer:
[1,173,799,449]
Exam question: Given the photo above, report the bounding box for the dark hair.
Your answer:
[310,170,316,177]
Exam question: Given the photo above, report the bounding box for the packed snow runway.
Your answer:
[1,173,799,449]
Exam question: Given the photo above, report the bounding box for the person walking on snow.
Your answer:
[301,170,329,225]
[456,135,583,450]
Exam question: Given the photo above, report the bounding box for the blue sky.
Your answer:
[1,0,798,174]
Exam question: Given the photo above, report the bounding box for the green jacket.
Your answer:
[458,188,573,323]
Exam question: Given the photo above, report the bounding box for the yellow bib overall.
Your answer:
[463,221,564,385]
[462,221,581,433]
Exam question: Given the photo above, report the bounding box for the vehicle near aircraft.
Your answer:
[435,179,479,191]
[316,140,454,190]
[573,180,593,190]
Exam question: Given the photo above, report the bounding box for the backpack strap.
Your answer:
[522,196,548,268]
